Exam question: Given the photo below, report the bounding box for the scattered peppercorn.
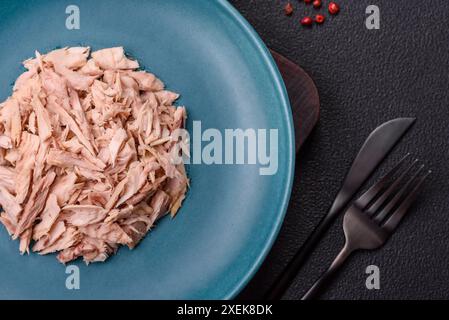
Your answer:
[300,16,313,26]
[328,2,340,15]
[315,14,325,24]
[282,0,340,28]
[284,2,294,16]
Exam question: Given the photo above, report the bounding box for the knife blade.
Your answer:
[266,117,416,300]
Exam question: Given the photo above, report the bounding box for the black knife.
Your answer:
[266,117,416,300]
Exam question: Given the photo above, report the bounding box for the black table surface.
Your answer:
[229,0,449,300]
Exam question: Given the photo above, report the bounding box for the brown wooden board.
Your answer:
[271,50,320,153]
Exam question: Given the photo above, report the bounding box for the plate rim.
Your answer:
[217,0,295,300]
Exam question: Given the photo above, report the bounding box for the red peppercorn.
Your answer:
[284,2,294,16]
[300,16,313,26]
[315,14,325,24]
[328,2,340,15]
[312,0,322,9]
[304,0,312,4]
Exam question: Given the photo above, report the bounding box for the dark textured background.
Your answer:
[229,0,449,300]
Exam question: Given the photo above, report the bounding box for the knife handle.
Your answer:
[265,212,337,300]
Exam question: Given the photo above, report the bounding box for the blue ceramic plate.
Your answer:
[0,0,294,299]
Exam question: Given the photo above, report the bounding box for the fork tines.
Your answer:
[354,154,430,232]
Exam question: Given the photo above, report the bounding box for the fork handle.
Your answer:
[301,244,353,300]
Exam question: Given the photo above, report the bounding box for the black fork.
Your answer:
[302,154,430,300]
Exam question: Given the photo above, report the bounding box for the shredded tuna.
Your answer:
[14,132,40,203]
[32,194,60,240]
[0,136,12,149]
[92,47,139,70]
[14,170,56,238]
[0,166,16,194]
[0,186,22,225]
[0,47,189,263]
